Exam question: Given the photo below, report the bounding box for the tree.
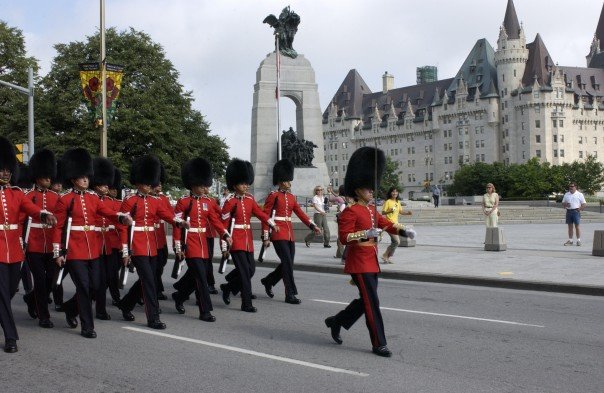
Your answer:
[379,156,403,199]
[0,21,40,144]
[570,155,604,195]
[36,28,229,187]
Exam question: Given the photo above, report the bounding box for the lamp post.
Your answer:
[331,171,338,188]
[0,67,34,159]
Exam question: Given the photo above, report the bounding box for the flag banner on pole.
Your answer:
[79,62,124,126]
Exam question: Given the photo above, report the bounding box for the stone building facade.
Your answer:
[322,0,604,197]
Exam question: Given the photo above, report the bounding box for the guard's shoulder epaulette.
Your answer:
[244,193,254,199]
[225,194,236,202]
[47,189,59,196]
[124,194,136,200]
[178,195,189,201]
[24,188,34,195]
[9,186,24,192]
[149,195,160,200]
[60,190,71,197]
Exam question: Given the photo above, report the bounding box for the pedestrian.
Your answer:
[259,159,321,304]
[52,148,130,339]
[90,157,118,321]
[481,183,499,228]
[381,187,413,264]
[330,185,347,261]
[171,158,231,322]
[22,149,61,329]
[219,159,278,313]
[117,155,186,329]
[324,147,415,358]
[432,185,441,208]
[304,185,330,248]
[562,182,587,246]
[219,187,230,209]
[0,137,57,353]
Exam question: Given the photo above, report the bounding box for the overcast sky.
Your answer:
[2,0,602,159]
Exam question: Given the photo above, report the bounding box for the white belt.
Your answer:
[30,223,50,229]
[71,225,96,231]
[1,224,19,230]
[133,226,155,232]
[274,216,291,222]
[188,227,206,233]
[94,225,116,232]
[233,224,251,230]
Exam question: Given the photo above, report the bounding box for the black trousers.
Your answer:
[63,259,100,332]
[205,238,215,286]
[263,240,297,297]
[108,249,121,302]
[121,256,160,323]
[24,252,56,320]
[332,273,387,348]
[95,250,119,314]
[20,259,33,293]
[0,263,21,341]
[52,268,69,306]
[155,245,169,294]
[223,251,255,308]
[185,258,213,314]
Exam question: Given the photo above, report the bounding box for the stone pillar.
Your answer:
[250,52,329,202]
[592,230,604,256]
[484,227,507,251]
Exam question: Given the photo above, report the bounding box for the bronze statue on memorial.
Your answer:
[263,6,300,59]
[281,127,317,167]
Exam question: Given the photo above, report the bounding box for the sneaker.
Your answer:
[564,240,573,246]
[577,240,582,246]
[406,228,416,240]
[381,253,390,264]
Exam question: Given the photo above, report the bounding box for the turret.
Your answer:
[494,0,529,96]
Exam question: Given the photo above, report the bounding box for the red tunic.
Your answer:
[338,203,398,274]
[0,186,45,263]
[221,193,271,253]
[119,193,177,257]
[107,197,122,250]
[153,193,171,249]
[261,190,313,242]
[94,195,118,255]
[23,187,60,254]
[52,190,121,261]
[173,195,227,259]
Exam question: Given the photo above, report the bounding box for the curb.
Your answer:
[197,255,604,297]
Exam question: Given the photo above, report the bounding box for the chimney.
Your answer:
[382,71,394,94]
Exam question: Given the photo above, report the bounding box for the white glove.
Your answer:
[365,228,382,238]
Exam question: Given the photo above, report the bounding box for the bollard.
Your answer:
[484,227,506,251]
[398,237,416,247]
[592,230,604,256]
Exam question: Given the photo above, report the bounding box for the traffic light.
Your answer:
[15,144,23,163]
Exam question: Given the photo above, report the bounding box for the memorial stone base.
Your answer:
[484,227,507,251]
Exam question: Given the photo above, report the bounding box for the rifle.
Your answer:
[258,194,278,263]
[53,197,75,290]
[119,202,137,289]
[218,203,237,274]
[171,217,190,279]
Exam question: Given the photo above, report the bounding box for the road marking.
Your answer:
[123,326,369,377]
[498,272,514,276]
[310,299,544,328]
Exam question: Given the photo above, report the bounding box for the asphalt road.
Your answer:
[2,267,603,393]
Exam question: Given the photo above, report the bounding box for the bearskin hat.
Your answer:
[28,149,57,182]
[182,158,213,189]
[129,155,161,186]
[12,163,32,189]
[272,159,294,185]
[158,162,166,187]
[0,136,17,175]
[344,147,385,198]
[62,148,93,187]
[52,159,63,186]
[226,158,254,191]
[90,157,115,188]
[111,167,123,199]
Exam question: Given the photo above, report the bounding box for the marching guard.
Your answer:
[22,149,60,328]
[106,168,123,305]
[324,147,416,357]
[52,148,131,339]
[152,165,171,300]
[0,137,57,353]
[90,157,118,320]
[172,158,231,321]
[117,155,187,329]
[219,159,278,312]
[259,159,321,304]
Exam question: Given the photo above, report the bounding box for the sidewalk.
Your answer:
[201,222,604,296]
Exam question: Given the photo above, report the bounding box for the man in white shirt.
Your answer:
[304,185,331,248]
[561,182,587,246]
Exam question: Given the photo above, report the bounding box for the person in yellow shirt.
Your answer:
[381,187,413,263]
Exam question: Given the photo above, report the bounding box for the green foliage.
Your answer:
[34,27,229,187]
[449,157,604,197]
[0,21,40,143]
[379,156,403,199]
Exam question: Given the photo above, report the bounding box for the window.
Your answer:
[535,120,541,128]
[476,154,480,162]
[521,122,525,130]
[560,135,565,142]
[594,137,598,145]
[579,137,583,144]
[534,91,540,98]
[553,149,558,157]
[444,143,448,151]
[475,140,480,148]
[481,154,485,162]
[522,151,526,159]
[553,135,557,143]
[559,120,564,128]
[535,105,540,113]
[481,140,485,147]
[459,142,463,149]
[553,119,557,127]
[560,149,565,157]
[536,149,541,158]
[342,142,347,148]
[536,135,541,143]
[579,151,583,158]
[522,136,526,144]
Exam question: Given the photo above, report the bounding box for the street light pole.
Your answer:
[100,0,108,157]
[0,66,35,159]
